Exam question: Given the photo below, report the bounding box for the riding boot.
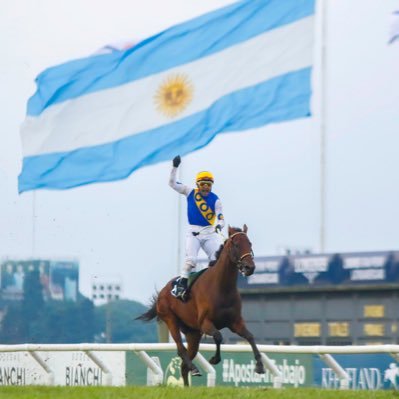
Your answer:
[171,277,188,301]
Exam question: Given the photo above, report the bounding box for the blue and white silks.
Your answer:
[19,0,315,192]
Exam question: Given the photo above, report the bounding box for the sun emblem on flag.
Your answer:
[155,74,194,118]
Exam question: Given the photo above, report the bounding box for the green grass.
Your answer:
[0,386,397,399]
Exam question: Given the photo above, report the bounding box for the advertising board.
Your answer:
[238,251,399,289]
[314,354,399,390]
[1,349,398,390]
[0,351,124,386]
[126,350,313,387]
[0,259,79,301]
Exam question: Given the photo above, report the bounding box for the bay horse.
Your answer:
[137,225,265,386]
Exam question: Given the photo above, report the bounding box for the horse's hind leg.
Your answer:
[181,362,190,387]
[201,319,223,365]
[162,315,198,384]
[230,318,265,374]
[181,330,202,386]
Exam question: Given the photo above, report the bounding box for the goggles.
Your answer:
[197,180,213,187]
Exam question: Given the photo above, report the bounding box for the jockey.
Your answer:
[169,155,225,300]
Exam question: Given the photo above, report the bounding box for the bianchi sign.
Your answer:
[0,351,125,386]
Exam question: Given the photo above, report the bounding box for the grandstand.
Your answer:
[217,250,399,345]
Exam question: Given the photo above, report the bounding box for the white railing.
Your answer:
[1,343,399,389]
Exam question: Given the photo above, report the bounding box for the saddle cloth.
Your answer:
[172,268,208,291]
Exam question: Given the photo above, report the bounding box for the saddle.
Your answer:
[187,268,208,288]
[172,268,208,301]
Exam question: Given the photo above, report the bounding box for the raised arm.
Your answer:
[169,155,191,196]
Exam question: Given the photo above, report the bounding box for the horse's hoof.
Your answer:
[191,367,202,377]
[209,356,221,365]
[255,363,265,374]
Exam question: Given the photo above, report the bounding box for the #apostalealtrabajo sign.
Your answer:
[126,351,313,387]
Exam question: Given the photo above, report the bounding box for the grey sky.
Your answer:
[0,0,398,304]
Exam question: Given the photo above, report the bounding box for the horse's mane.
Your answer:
[208,227,243,267]
[208,244,224,267]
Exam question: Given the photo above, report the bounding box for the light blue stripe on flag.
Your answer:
[27,0,314,116]
[19,0,315,192]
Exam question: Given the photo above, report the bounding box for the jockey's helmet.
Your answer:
[196,171,214,183]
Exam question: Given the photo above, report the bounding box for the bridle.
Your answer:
[228,231,254,273]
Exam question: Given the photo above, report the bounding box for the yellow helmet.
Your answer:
[196,171,214,183]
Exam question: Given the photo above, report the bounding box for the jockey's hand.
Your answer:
[173,155,181,168]
[215,224,222,233]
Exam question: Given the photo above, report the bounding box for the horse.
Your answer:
[136,225,265,386]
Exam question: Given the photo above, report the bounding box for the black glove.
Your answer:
[215,224,222,233]
[173,155,181,168]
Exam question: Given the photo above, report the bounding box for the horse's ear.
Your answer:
[243,224,248,233]
[228,225,234,236]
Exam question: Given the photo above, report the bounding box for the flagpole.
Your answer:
[319,0,328,253]
[176,164,183,276]
[159,162,184,343]
[32,191,36,256]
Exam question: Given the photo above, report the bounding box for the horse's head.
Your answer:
[227,224,255,276]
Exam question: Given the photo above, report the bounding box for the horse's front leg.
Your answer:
[201,319,223,365]
[230,318,265,374]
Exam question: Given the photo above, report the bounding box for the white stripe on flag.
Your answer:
[21,16,313,157]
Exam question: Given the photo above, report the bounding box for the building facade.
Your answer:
[0,258,79,302]
[220,250,399,345]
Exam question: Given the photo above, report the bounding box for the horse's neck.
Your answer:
[213,244,238,291]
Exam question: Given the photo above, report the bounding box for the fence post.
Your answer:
[260,353,283,388]
[319,354,349,390]
[28,351,54,385]
[194,352,216,387]
[135,350,164,385]
[85,350,112,385]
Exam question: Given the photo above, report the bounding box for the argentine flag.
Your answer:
[19,0,315,193]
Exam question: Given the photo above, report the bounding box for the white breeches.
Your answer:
[181,229,223,278]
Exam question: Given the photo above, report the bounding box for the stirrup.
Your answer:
[171,279,188,301]
[171,286,186,300]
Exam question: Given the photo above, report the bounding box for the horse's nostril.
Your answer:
[244,265,254,275]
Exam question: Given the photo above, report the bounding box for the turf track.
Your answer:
[0,386,397,399]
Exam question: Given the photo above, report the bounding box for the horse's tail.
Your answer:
[135,293,159,322]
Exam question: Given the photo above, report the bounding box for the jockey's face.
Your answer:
[197,180,212,196]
